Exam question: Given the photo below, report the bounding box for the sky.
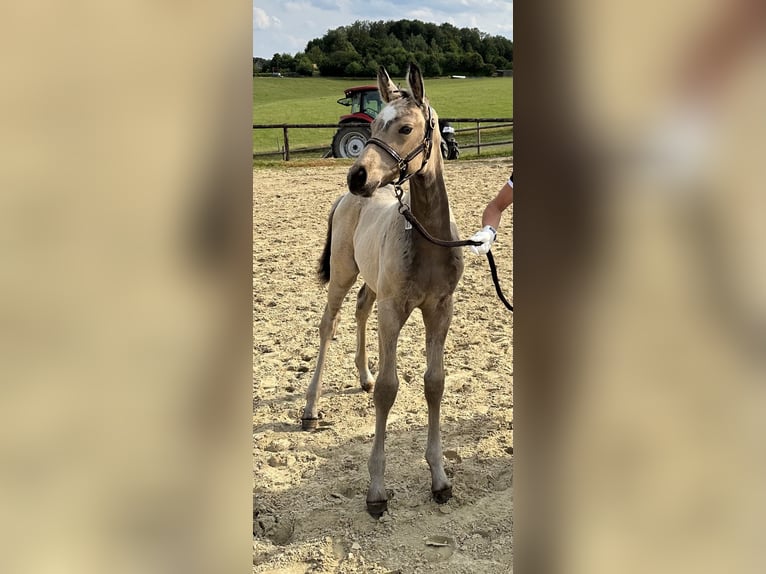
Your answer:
[253,0,513,58]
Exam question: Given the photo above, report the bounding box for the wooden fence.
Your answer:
[253,118,513,161]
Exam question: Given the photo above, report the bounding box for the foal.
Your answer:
[301,64,463,516]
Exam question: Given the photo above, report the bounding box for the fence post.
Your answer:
[476,121,481,155]
[283,127,290,161]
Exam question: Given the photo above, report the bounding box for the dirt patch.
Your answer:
[254,158,513,573]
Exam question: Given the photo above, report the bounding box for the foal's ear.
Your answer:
[407,62,426,107]
[377,67,399,103]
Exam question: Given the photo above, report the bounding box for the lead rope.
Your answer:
[395,185,513,312]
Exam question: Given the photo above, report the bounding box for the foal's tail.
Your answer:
[317,197,342,285]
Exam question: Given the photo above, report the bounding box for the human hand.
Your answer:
[469,225,496,255]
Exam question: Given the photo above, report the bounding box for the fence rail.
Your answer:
[253,118,512,160]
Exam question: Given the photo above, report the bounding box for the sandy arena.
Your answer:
[254,158,513,573]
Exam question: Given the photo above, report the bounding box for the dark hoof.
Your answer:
[366,489,394,517]
[301,418,319,431]
[300,409,324,431]
[361,381,374,393]
[432,486,453,504]
[366,499,388,518]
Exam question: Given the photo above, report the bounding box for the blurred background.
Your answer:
[0,2,253,573]
[515,1,766,573]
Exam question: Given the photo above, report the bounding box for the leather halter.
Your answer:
[364,104,436,187]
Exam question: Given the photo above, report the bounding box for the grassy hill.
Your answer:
[253,76,513,160]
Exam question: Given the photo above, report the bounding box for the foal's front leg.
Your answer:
[422,298,453,503]
[302,280,354,430]
[366,299,409,517]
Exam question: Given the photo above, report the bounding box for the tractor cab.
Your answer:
[337,86,382,121]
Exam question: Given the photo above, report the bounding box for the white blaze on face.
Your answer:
[378,104,398,126]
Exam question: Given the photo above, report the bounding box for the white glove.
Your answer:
[469,225,496,255]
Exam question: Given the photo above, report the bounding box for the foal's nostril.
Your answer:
[348,166,367,192]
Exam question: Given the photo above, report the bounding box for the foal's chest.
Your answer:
[406,244,464,296]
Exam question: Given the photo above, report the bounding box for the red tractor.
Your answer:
[331,86,381,158]
[331,85,460,160]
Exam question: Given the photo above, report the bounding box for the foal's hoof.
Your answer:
[300,418,319,431]
[432,486,453,504]
[366,499,388,518]
[360,380,375,393]
[366,489,394,518]
[300,409,324,431]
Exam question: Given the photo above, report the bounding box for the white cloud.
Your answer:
[407,8,435,20]
[253,7,271,29]
[253,6,282,30]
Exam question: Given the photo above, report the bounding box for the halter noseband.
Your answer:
[364,104,436,187]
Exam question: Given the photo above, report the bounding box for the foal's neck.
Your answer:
[408,162,452,241]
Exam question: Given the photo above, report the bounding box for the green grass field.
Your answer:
[253,76,512,160]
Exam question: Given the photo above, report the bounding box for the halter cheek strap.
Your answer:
[364,105,436,187]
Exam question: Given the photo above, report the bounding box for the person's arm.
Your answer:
[482,180,514,230]
[470,178,514,255]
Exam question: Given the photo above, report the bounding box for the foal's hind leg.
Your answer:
[301,278,355,430]
[355,284,377,392]
[421,298,454,503]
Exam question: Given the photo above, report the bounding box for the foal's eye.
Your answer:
[398,125,413,135]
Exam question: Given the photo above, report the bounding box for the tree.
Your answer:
[318,50,361,76]
[363,58,380,77]
[268,52,295,73]
[278,53,295,72]
[297,19,512,77]
[421,54,442,77]
[462,51,485,75]
[345,61,364,76]
[252,57,268,75]
[444,52,462,75]
[306,45,325,70]
[268,53,282,72]
[295,54,314,76]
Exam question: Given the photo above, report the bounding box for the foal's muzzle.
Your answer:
[347,165,367,195]
[347,164,380,196]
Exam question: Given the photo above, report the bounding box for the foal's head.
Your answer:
[347,63,441,197]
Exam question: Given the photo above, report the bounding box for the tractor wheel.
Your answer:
[332,125,371,158]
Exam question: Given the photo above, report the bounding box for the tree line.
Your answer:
[253,19,513,78]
